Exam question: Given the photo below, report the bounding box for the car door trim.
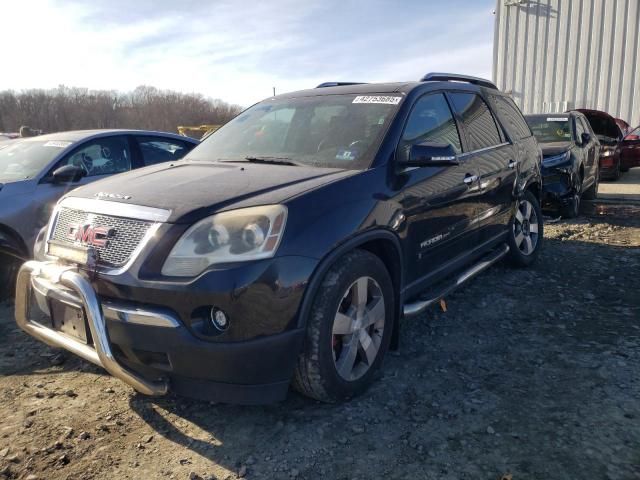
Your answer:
[457,142,510,159]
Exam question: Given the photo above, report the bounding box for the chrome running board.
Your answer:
[403,244,510,317]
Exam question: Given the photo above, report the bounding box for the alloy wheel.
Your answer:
[331,276,385,381]
[513,199,539,255]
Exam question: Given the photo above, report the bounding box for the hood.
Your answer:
[540,141,573,157]
[64,160,358,223]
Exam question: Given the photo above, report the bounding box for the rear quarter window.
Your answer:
[448,92,503,150]
[492,95,532,141]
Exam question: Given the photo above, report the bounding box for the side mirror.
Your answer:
[51,165,85,183]
[402,142,459,167]
[624,134,640,142]
[580,132,591,146]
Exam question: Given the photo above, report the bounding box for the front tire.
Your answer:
[0,253,20,300]
[582,175,598,200]
[610,162,621,181]
[293,250,394,402]
[561,175,582,218]
[507,190,543,268]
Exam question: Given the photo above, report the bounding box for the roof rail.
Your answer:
[315,82,366,88]
[420,72,498,90]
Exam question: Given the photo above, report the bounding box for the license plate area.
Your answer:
[49,299,90,344]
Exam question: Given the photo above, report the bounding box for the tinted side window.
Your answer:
[449,93,502,150]
[399,93,462,161]
[493,95,532,140]
[59,135,131,177]
[136,136,195,166]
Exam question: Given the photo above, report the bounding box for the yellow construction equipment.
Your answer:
[177,125,221,140]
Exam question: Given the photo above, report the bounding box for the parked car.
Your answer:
[525,112,600,217]
[0,129,198,298]
[16,73,543,404]
[617,125,640,172]
[574,109,624,180]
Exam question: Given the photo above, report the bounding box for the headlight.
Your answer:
[542,151,571,167]
[162,205,287,276]
[601,148,614,157]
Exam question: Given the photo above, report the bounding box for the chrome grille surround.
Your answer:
[50,208,154,267]
[46,197,172,273]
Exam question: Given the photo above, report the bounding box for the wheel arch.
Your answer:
[525,179,541,202]
[296,229,404,350]
[0,224,28,259]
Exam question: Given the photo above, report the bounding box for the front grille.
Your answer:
[50,207,154,267]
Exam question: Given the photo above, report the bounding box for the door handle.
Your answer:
[508,159,518,169]
[463,174,478,185]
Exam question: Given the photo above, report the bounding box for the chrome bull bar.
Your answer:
[15,260,169,396]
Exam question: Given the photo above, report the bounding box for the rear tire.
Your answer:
[507,190,543,268]
[293,250,394,402]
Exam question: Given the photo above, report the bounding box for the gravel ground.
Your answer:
[0,206,639,480]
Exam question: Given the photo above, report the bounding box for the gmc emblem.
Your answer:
[67,224,114,248]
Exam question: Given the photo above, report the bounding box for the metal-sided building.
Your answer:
[493,0,640,126]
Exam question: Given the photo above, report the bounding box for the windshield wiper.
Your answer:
[243,156,303,166]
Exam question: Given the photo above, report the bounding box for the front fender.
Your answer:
[294,228,403,330]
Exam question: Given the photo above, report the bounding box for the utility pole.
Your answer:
[272,87,276,97]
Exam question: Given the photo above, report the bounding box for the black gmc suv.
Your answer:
[17,73,543,404]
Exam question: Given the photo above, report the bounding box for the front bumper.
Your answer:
[541,166,576,210]
[15,261,305,404]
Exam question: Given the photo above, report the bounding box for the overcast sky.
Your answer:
[1,0,496,107]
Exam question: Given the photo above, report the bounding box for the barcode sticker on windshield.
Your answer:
[44,141,72,148]
[547,117,569,122]
[353,96,402,105]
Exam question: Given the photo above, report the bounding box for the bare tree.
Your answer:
[0,85,243,135]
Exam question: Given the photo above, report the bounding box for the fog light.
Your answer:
[210,308,229,331]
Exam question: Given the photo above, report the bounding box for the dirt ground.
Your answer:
[1,204,639,480]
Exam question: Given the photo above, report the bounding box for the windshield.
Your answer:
[0,138,72,181]
[186,94,402,169]
[526,116,573,143]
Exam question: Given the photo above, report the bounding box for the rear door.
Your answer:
[398,92,481,292]
[448,92,516,243]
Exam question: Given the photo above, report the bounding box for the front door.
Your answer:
[397,92,481,294]
[576,117,599,185]
[34,135,133,230]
